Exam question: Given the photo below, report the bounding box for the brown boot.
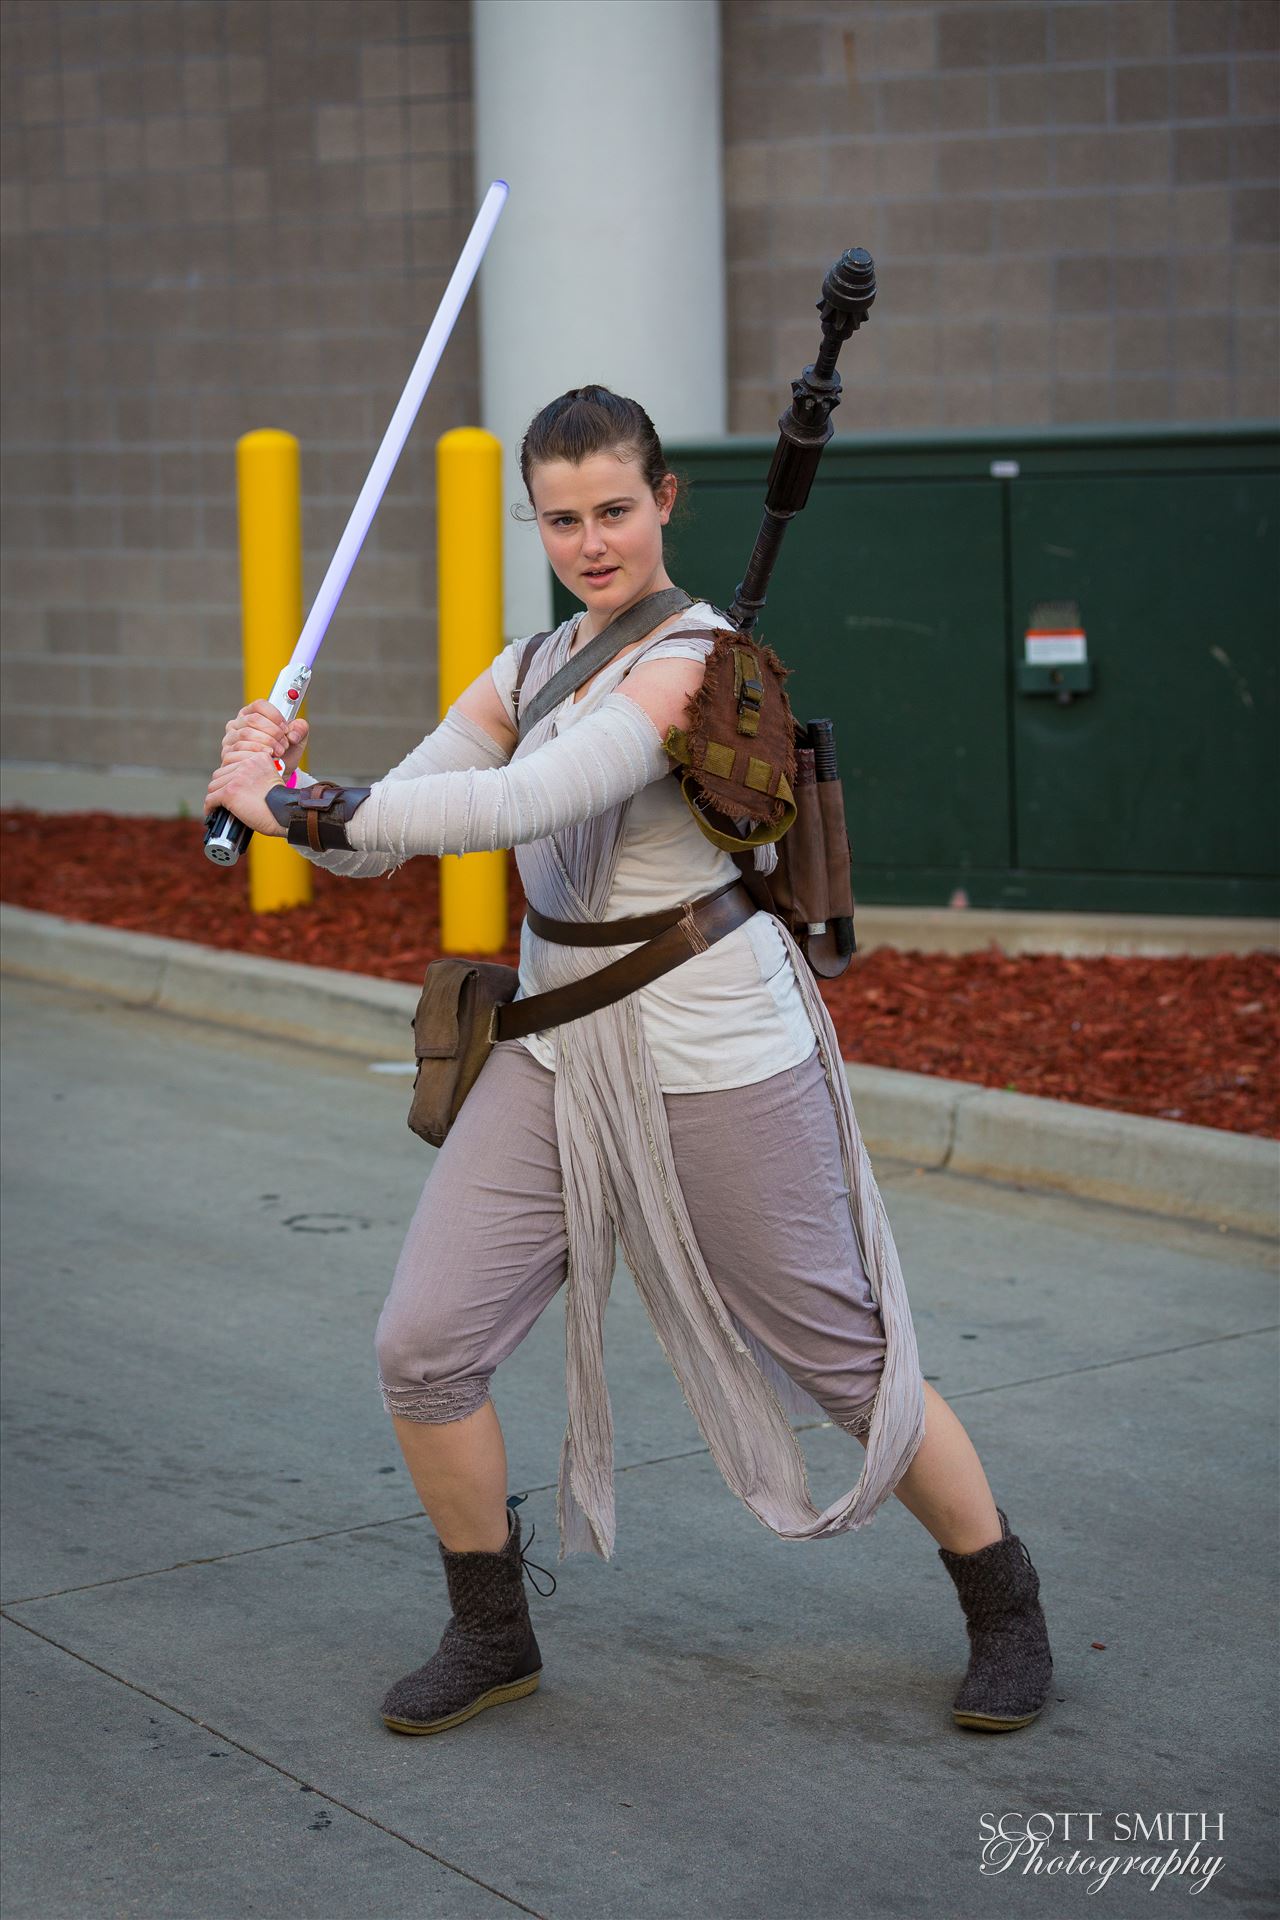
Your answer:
[937,1507,1053,1731]
[380,1500,555,1736]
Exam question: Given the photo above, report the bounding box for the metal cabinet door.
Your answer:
[661,476,1012,881]
[1009,473,1279,878]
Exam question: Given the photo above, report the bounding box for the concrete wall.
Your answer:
[1,0,1277,787]
[723,0,1280,432]
[0,0,476,781]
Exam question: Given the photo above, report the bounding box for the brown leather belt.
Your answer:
[492,879,756,1044]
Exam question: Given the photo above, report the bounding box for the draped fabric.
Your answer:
[513,622,927,1560]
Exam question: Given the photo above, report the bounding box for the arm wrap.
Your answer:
[288,706,513,879]
[348,692,669,861]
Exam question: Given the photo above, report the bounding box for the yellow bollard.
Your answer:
[236,429,311,914]
[437,427,507,954]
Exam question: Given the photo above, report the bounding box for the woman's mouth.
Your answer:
[582,566,618,586]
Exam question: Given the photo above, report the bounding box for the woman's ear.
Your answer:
[656,472,677,524]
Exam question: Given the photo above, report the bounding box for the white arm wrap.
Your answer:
[292,706,511,878]
[348,692,669,861]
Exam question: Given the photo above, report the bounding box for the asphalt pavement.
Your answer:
[1,977,1276,1920]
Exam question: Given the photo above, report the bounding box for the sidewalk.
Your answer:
[2,975,1276,1918]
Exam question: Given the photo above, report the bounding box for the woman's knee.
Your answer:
[374,1304,492,1426]
[835,1377,883,1441]
[804,1343,886,1441]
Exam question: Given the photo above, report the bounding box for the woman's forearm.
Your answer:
[347,692,668,861]
[292,706,513,877]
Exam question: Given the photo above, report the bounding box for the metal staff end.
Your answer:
[819,247,876,328]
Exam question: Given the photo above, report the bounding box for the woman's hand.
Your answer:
[220,699,309,775]
[203,752,288,836]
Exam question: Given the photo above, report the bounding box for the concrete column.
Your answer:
[471,0,726,637]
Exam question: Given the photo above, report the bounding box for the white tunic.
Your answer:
[489,602,816,1094]
[296,602,927,1561]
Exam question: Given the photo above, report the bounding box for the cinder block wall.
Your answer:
[724,0,1279,431]
[1,0,1277,783]
[0,0,474,781]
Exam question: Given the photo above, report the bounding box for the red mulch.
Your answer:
[3,810,1277,1140]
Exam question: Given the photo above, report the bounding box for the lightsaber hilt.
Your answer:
[203,663,311,866]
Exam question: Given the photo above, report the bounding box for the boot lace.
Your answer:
[507,1493,557,1596]
[998,1509,1038,1576]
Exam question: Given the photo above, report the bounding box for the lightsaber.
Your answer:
[204,178,510,866]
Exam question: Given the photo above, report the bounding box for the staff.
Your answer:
[728,245,875,633]
[203,179,510,867]
[732,245,875,958]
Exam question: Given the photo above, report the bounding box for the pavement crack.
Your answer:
[938,1087,967,1171]
[0,1614,548,1918]
[940,1321,1278,1402]
[5,1329,1271,1610]
[0,1442,754,1607]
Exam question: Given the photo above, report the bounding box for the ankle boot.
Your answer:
[380,1500,555,1735]
[937,1506,1053,1732]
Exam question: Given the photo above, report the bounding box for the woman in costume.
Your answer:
[205,387,1054,1740]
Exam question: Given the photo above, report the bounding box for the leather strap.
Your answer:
[492,881,757,1043]
[525,877,744,946]
[510,630,553,723]
[515,586,693,739]
[265,779,373,852]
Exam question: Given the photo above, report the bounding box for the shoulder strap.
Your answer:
[516,586,693,739]
[511,630,553,721]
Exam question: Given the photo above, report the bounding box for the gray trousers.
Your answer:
[375,1036,886,1435]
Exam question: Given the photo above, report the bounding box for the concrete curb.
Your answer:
[3,903,1276,1238]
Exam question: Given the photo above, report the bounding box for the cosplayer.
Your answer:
[205,386,1054,1740]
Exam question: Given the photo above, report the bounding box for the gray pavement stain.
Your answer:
[2,976,1277,1919]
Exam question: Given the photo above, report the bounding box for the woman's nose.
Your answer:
[582,520,608,555]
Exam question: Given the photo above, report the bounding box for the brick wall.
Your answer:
[1,0,1276,783]
[723,0,1280,432]
[0,0,474,780]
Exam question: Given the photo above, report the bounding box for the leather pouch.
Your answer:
[766,745,824,929]
[817,774,855,925]
[408,958,520,1148]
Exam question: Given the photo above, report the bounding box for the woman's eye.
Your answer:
[605,505,627,519]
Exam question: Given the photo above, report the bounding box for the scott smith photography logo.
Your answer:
[979,1812,1226,1895]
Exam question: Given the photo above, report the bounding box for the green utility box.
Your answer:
[552,425,1277,918]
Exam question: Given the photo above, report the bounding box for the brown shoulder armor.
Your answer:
[659,626,798,850]
[660,622,858,979]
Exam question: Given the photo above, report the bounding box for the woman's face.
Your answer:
[528,446,676,626]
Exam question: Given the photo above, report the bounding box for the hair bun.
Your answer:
[519,387,668,502]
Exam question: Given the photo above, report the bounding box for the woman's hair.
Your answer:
[517,385,670,502]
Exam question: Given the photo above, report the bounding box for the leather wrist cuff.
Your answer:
[264,779,373,852]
